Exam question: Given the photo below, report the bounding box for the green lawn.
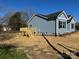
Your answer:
[0,44,29,59]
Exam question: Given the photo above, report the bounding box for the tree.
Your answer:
[0,24,3,32]
[8,12,27,31]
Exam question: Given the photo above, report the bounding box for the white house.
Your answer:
[28,11,76,36]
[2,23,11,31]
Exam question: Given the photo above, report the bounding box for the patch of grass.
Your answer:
[0,44,29,59]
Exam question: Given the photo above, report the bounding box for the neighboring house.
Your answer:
[28,10,76,35]
[2,23,11,31]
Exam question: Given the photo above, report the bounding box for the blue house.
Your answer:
[28,11,76,35]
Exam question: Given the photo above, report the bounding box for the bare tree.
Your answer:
[8,12,28,31]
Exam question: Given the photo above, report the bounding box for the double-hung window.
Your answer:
[59,21,62,28]
[59,21,66,28]
[63,22,66,28]
[71,24,74,29]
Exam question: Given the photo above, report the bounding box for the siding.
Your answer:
[70,18,75,32]
[70,23,75,32]
[28,16,55,35]
[67,23,70,32]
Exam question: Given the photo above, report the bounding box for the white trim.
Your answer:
[56,19,58,35]
[27,14,36,23]
[63,11,68,19]
[57,11,68,19]
[72,17,76,23]
[66,21,67,32]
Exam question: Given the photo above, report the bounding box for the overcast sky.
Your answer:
[0,0,79,21]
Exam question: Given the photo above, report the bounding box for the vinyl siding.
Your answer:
[28,16,55,35]
[70,18,75,32]
[67,23,70,32]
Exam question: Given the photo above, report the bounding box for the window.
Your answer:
[59,21,62,28]
[63,22,66,28]
[71,24,74,29]
[59,21,66,28]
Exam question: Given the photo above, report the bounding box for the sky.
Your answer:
[0,0,79,21]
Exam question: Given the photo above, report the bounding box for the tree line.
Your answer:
[0,11,30,31]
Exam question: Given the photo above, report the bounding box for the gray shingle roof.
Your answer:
[45,10,63,20]
[67,16,73,23]
[34,11,74,24]
[35,14,48,20]
[35,10,63,21]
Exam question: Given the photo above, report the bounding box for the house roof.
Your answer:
[67,16,73,23]
[45,10,63,20]
[35,10,63,21]
[35,14,48,20]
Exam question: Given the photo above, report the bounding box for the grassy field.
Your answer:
[0,31,79,59]
[0,44,29,59]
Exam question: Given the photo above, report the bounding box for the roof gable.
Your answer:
[67,17,73,23]
[57,13,67,19]
[57,11,68,19]
[71,17,76,23]
[67,16,75,23]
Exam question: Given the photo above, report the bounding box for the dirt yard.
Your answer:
[0,32,79,59]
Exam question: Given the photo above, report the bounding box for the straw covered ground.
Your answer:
[0,31,79,59]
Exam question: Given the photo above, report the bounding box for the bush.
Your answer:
[0,44,29,59]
